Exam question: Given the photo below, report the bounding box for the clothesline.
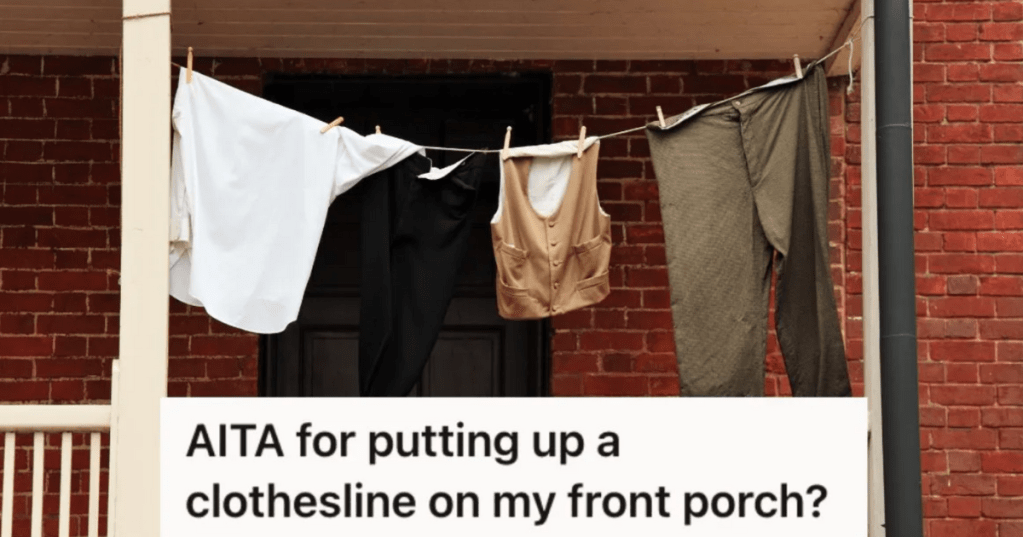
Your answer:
[168,21,867,155]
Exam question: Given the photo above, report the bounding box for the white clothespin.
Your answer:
[793,54,803,78]
[320,116,344,134]
[375,125,382,134]
[186,47,193,83]
[656,106,666,128]
[577,126,586,159]
[502,126,512,158]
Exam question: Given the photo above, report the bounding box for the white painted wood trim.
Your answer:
[1,433,13,537]
[59,432,72,537]
[107,361,121,537]
[117,0,171,534]
[88,432,101,537]
[0,406,112,432]
[31,433,43,537]
[860,0,885,535]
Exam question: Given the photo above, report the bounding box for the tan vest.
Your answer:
[491,140,611,319]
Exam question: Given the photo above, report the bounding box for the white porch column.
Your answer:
[860,0,885,536]
[117,0,171,535]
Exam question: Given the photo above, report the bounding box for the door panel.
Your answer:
[259,74,551,397]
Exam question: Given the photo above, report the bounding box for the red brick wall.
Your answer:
[843,2,1023,536]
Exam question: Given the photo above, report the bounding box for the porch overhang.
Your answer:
[1,0,859,74]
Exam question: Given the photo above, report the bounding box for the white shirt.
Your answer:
[169,68,421,334]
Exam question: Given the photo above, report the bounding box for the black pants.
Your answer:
[646,63,851,396]
[358,152,486,396]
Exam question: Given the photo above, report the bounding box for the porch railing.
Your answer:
[0,361,121,537]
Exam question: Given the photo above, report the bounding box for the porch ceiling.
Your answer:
[0,0,858,64]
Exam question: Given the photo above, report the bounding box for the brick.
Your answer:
[929,124,991,143]
[926,44,992,62]
[34,357,103,378]
[930,254,995,273]
[947,24,979,42]
[981,23,1023,42]
[189,379,256,397]
[948,496,982,518]
[950,451,982,472]
[981,104,1023,122]
[42,57,113,76]
[983,320,1023,339]
[949,407,982,426]
[931,385,997,405]
[931,210,994,230]
[934,474,998,496]
[682,75,746,94]
[550,374,582,396]
[582,374,648,396]
[927,84,991,103]
[928,297,996,317]
[926,3,993,22]
[582,76,646,94]
[0,380,48,401]
[984,408,1023,427]
[981,363,1023,383]
[929,520,995,537]
[978,231,1023,250]
[994,2,1023,21]
[42,141,111,162]
[983,499,1023,518]
[945,104,976,122]
[625,267,668,287]
[43,98,115,120]
[947,274,979,294]
[578,331,644,351]
[37,272,107,292]
[0,336,51,356]
[36,315,105,335]
[980,276,1023,295]
[932,428,998,450]
[1002,429,1023,449]
[982,146,1023,164]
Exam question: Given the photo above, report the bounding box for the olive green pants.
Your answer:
[646,63,851,397]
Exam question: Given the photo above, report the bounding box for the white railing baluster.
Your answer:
[31,432,43,537]
[2,432,13,537]
[59,432,72,537]
[89,432,100,537]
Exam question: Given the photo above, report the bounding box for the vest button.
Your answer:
[553,260,560,267]
[553,282,559,289]
[548,221,555,228]
[550,241,557,247]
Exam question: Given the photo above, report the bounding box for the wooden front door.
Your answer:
[258,73,552,397]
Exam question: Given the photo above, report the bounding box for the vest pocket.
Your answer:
[571,233,612,281]
[574,271,610,305]
[496,241,529,290]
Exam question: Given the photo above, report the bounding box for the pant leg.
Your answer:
[357,162,403,395]
[647,106,774,396]
[740,64,851,396]
[363,153,487,396]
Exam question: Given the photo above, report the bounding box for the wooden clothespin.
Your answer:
[375,125,382,134]
[502,126,512,158]
[656,106,666,128]
[577,126,587,159]
[793,54,803,78]
[186,47,193,83]
[320,116,344,134]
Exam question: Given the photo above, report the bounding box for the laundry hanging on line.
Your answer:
[358,151,488,397]
[492,138,612,320]
[645,61,851,397]
[169,67,423,334]
[167,54,853,398]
